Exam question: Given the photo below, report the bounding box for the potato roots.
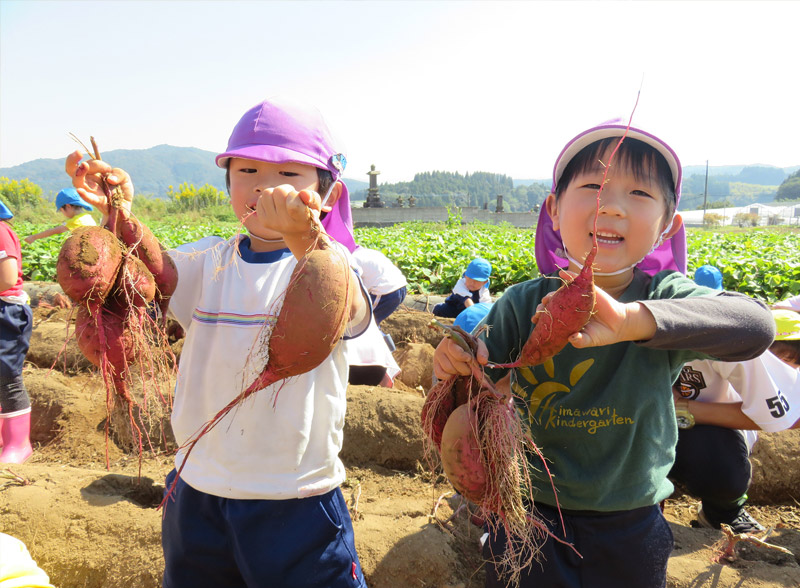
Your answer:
[57,216,178,466]
[422,330,556,584]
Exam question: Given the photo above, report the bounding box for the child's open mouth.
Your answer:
[591,231,624,245]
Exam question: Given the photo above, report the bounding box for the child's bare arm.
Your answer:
[0,256,17,292]
[24,225,68,243]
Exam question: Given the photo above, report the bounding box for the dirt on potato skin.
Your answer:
[3,299,799,588]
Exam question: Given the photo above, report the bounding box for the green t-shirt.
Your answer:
[480,270,713,512]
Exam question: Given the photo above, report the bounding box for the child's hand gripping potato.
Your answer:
[65,150,134,217]
[433,335,489,380]
[253,184,322,238]
[544,269,658,350]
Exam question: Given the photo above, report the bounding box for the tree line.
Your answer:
[352,170,550,212]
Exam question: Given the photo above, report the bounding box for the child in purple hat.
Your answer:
[434,119,775,587]
[63,98,371,588]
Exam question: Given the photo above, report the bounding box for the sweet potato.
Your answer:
[421,375,475,451]
[440,401,487,503]
[59,139,177,467]
[57,226,124,307]
[515,244,596,367]
[243,238,353,393]
[114,214,178,319]
[74,305,137,404]
[111,255,157,309]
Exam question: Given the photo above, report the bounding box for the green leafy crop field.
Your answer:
[12,220,800,303]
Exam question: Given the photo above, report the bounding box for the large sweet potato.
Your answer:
[57,226,124,307]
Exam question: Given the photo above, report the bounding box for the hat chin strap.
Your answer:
[319,177,338,209]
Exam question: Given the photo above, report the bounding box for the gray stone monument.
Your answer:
[364,164,384,208]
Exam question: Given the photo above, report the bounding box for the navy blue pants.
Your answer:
[0,301,32,413]
[484,503,673,588]
[371,286,406,325]
[432,301,464,319]
[162,470,367,588]
[669,424,750,521]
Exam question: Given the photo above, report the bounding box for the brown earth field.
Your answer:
[2,286,800,588]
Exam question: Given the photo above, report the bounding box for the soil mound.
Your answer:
[1,300,798,587]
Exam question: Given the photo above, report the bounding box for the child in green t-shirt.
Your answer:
[433,119,775,587]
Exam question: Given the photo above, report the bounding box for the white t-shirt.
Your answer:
[678,351,800,451]
[168,236,367,499]
[343,317,400,379]
[351,247,407,296]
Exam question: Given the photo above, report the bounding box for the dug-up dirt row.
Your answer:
[1,301,798,588]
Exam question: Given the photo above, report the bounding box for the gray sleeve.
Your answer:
[639,292,775,361]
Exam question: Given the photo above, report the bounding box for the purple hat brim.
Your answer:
[216,144,331,172]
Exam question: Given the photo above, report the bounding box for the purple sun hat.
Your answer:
[534,118,686,277]
[217,98,358,253]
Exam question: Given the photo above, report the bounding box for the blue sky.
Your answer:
[1,0,798,184]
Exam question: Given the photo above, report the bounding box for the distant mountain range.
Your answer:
[0,145,369,199]
[1,145,796,204]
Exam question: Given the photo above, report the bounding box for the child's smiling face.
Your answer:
[547,146,680,282]
[228,157,320,240]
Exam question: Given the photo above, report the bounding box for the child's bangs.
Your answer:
[557,137,676,207]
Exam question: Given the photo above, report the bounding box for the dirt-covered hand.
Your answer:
[65,150,134,216]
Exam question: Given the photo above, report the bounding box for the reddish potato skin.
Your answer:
[112,255,156,309]
[57,227,124,306]
[243,240,352,394]
[516,247,596,367]
[74,306,136,380]
[422,376,477,450]
[440,402,487,503]
[114,215,178,316]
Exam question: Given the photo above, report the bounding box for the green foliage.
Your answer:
[15,213,800,306]
[355,222,539,294]
[166,182,229,212]
[687,229,800,302]
[0,177,45,212]
[776,170,800,201]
